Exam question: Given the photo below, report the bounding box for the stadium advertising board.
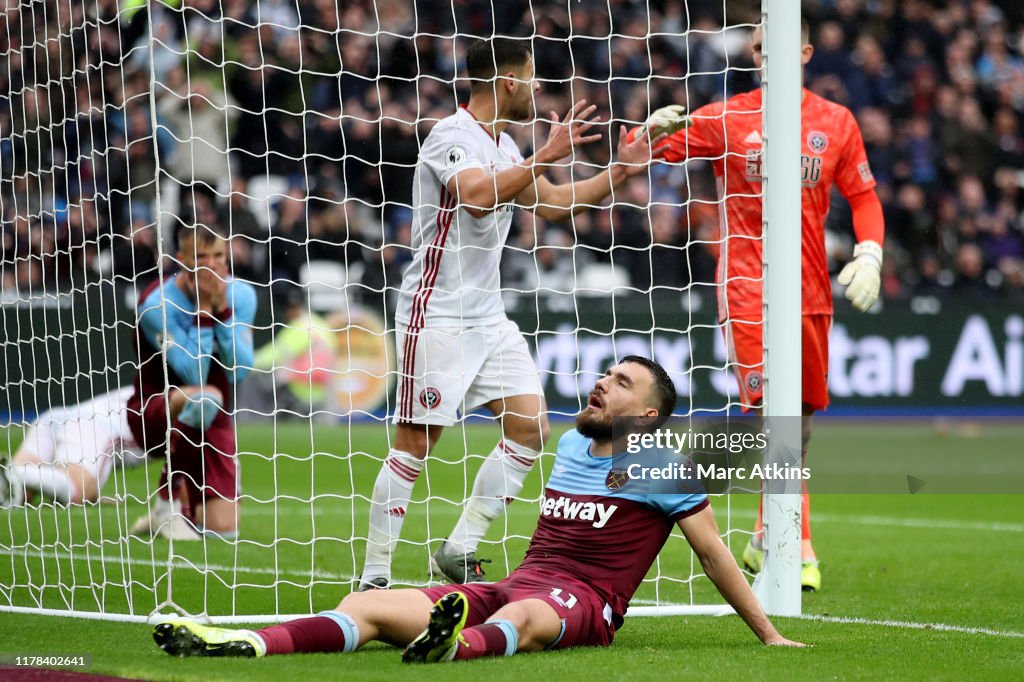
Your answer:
[505,297,1024,413]
[1,289,1020,416]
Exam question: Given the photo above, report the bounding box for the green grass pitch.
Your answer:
[1,420,1022,680]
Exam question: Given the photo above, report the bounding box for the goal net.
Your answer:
[0,0,791,622]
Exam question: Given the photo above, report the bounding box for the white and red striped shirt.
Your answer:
[396,107,525,329]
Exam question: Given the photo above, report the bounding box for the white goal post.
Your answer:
[0,0,802,622]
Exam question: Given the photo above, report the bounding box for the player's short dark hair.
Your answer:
[621,355,677,425]
[465,37,532,92]
[176,221,225,250]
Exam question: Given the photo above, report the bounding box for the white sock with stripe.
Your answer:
[362,449,424,583]
[446,439,539,556]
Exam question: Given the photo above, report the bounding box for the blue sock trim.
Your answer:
[178,392,222,430]
[485,618,519,657]
[318,610,359,653]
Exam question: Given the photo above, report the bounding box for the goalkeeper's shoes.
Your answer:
[402,591,469,664]
[153,618,265,658]
[801,560,821,592]
[742,540,764,574]
[356,577,390,592]
[744,541,821,591]
[431,543,491,584]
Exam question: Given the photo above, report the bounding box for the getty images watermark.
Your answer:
[607,416,806,495]
[624,426,809,483]
[608,415,1024,494]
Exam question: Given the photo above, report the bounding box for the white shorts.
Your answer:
[21,416,124,487]
[393,319,543,425]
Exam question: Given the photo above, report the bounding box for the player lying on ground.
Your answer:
[0,387,142,507]
[127,222,257,540]
[152,356,805,661]
[634,20,886,591]
[363,36,669,589]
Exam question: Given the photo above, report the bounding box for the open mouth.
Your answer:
[588,393,602,409]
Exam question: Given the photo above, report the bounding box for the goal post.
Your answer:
[0,1,804,623]
[756,0,804,616]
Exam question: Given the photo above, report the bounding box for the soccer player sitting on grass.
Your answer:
[127,222,257,540]
[151,356,804,661]
[0,387,142,508]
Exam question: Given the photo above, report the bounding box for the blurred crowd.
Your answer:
[2,0,1024,310]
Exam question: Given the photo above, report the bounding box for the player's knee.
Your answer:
[337,590,375,615]
[394,424,436,458]
[490,602,530,632]
[537,415,551,447]
[505,417,549,452]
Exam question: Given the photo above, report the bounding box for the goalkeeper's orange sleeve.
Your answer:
[847,188,885,245]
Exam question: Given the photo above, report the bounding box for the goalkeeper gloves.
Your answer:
[639,104,691,138]
[837,240,883,312]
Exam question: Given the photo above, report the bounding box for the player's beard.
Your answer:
[510,91,533,123]
[575,407,613,441]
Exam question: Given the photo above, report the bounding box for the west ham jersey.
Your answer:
[396,107,525,329]
[519,429,709,622]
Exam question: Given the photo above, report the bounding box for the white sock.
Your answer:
[362,449,423,582]
[13,464,77,504]
[446,439,539,556]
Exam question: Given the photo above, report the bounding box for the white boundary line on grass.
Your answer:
[796,614,1024,639]
[5,548,1024,638]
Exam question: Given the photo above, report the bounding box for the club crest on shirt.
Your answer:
[745,371,763,393]
[444,145,467,168]
[419,387,442,409]
[807,131,828,154]
[606,468,629,490]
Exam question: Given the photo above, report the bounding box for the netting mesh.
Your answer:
[0,0,765,621]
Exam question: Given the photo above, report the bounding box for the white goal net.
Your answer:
[0,0,784,622]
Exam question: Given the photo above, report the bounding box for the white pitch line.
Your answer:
[811,513,1024,533]
[796,614,1024,639]
[4,548,1023,639]
[722,508,1023,533]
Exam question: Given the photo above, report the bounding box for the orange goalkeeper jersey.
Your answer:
[661,88,876,321]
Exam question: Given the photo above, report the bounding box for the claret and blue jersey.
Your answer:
[133,274,258,404]
[519,429,709,621]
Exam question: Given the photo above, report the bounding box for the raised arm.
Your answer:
[677,506,805,646]
[628,100,727,164]
[138,285,213,387]
[518,125,669,222]
[448,100,602,218]
[211,280,258,385]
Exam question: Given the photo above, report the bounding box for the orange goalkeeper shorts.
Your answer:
[724,314,831,412]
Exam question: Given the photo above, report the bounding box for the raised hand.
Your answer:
[537,100,603,165]
[615,125,670,178]
[640,104,691,138]
[197,262,228,315]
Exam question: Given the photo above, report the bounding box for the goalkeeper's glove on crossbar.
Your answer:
[838,240,883,312]
[639,104,691,138]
